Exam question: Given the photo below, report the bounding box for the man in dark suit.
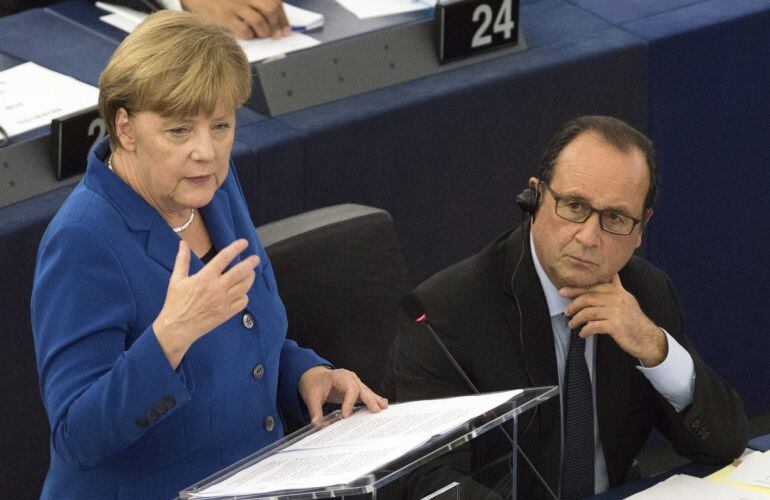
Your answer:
[387,116,748,499]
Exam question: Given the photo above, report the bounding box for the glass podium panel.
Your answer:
[180,386,558,500]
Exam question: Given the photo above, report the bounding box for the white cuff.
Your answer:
[157,0,182,10]
[636,329,695,412]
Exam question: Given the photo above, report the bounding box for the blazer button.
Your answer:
[242,312,254,329]
[147,409,159,421]
[163,396,176,410]
[252,363,265,380]
[135,417,150,428]
[153,401,167,414]
[263,415,275,432]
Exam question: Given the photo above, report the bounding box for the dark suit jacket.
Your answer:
[386,223,748,499]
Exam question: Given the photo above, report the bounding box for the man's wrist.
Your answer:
[639,326,668,367]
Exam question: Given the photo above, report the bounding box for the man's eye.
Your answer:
[607,212,622,221]
[566,201,584,212]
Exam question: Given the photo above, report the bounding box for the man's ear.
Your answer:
[635,208,654,249]
[643,208,654,224]
[528,177,539,190]
[114,107,135,152]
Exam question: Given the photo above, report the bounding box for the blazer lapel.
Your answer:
[595,333,632,473]
[199,189,240,268]
[145,189,239,275]
[501,223,562,491]
[502,223,559,388]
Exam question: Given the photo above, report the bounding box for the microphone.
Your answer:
[401,292,559,500]
[401,293,480,394]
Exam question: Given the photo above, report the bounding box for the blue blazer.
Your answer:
[31,138,327,499]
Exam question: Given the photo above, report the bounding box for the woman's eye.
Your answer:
[169,127,190,135]
[214,123,232,131]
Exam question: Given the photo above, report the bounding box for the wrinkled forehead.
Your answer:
[550,132,650,214]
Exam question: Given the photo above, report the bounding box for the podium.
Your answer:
[180,386,558,500]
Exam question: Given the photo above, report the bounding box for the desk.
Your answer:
[591,462,719,499]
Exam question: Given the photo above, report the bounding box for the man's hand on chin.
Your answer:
[560,273,668,366]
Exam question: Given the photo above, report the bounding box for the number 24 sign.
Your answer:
[436,0,520,61]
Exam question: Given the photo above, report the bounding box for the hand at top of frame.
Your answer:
[299,366,389,425]
[182,0,291,40]
[561,273,668,367]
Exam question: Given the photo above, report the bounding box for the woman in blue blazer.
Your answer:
[31,12,386,499]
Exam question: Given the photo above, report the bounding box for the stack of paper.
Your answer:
[283,3,324,31]
[95,2,321,62]
[709,450,770,495]
[335,0,435,20]
[0,62,98,138]
[628,474,769,499]
[187,390,522,498]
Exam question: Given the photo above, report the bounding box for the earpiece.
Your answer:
[515,185,539,217]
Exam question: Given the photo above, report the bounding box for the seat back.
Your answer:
[258,204,412,392]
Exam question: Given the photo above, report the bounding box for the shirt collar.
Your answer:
[530,231,570,318]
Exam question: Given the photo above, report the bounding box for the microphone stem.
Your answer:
[421,320,559,500]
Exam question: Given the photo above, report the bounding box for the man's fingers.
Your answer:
[171,240,191,281]
[223,15,255,39]
[250,0,283,32]
[204,239,248,276]
[277,5,291,35]
[578,320,612,338]
[565,293,609,317]
[239,6,271,38]
[568,306,608,330]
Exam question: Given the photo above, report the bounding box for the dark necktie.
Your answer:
[560,326,595,500]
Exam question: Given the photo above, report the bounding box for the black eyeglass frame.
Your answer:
[541,182,644,236]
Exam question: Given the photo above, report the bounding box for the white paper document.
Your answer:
[283,3,324,31]
[190,390,522,498]
[729,451,770,489]
[335,0,435,19]
[0,62,98,138]
[628,474,770,500]
[96,2,320,62]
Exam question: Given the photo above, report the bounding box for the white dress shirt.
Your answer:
[529,234,696,493]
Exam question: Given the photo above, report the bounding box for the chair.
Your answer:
[258,204,413,394]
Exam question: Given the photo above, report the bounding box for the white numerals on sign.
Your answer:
[88,117,106,151]
[471,5,493,47]
[494,0,514,39]
[471,0,515,49]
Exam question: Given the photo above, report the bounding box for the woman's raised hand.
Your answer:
[153,239,259,368]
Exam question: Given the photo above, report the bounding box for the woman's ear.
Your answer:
[114,107,135,152]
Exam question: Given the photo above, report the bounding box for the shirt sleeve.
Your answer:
[157,0,182,10]
[636,328,695,412]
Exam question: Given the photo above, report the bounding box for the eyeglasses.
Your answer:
[0,124,8,148]
[543,182,643,236]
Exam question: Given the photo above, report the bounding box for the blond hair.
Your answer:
[98,11,252,150]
